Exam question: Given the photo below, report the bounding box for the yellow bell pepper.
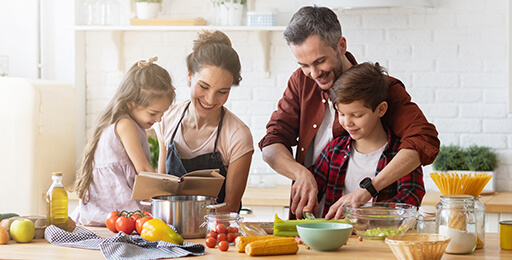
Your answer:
[141,218,184,245]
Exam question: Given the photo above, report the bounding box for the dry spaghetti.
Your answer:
[430,172,492,197]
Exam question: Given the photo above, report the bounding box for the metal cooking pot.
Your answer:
[141,195,226,238]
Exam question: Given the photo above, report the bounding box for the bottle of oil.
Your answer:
[46,172,68,229]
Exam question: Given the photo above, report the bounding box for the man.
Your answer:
[258,6,439,219]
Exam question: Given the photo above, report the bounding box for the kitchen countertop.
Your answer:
[242,185,512,213]
[1,227,509,259]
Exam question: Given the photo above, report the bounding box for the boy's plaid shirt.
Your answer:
[310,130,425,217]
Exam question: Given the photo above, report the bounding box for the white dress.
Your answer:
[71,115,151,226]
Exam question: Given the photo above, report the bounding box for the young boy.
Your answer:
[310,62,425,220]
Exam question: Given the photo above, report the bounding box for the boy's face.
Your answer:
[336,100,387,141]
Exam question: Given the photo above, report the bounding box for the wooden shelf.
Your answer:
[74,25,286,31]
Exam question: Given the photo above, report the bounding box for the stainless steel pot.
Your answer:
[141,195,226,238]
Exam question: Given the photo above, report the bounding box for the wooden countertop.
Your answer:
[242,185,512,213]
[1,227,510,259]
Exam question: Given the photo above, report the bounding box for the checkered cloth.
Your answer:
[44,225,206,260]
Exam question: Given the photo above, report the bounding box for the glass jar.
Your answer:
[204,213,242,245]
[436,195,476,254]
[417,205,437,234]
[474,196,485,249]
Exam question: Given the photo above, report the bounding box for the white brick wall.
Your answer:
[82,0,512,191]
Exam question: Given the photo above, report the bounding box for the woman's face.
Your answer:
[189,65,233,118]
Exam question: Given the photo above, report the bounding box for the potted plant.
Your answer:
[134,0,162,19]
[211,0,245,26]
[432,144,498,192]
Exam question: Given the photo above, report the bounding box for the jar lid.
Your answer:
[52,172,63,176]
[500,220,512,225]
[418,205,436,219]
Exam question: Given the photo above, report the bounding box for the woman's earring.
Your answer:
[187,79,191,87]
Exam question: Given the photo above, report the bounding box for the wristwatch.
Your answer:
[359,177,378,197]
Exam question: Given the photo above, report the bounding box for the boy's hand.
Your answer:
[325,188,371,220]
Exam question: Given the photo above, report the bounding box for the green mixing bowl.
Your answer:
[296,222,353,251]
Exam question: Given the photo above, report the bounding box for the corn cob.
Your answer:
[245,237,299,256]
[235,236,280,253]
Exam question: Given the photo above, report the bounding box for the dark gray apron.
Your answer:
[165,102,240,211]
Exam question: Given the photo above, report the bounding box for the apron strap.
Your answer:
[170,102,191,142]
[212,107,225,154]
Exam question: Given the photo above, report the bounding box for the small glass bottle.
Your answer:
[46,172,68,230]
[204,213,242,244]
[417,205,437,233]
[436,195,476,254]
[474,196,485,249]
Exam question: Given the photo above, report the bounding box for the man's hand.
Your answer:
[324,188,371,220]
[290,169,319,218]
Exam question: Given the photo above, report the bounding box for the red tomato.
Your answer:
[217,233,227,242]
[135,215,153,234]
[216,223,227,234]
[226,232,237,243]
[106,210,124,233]
[116,215,135,234]
[207,230,218,239]
[226,226,239,234]
[218,240,229,251]
[205,237,217,248]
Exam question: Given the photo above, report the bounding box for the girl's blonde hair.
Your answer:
[71,57,175,204]
[187,30,242,85]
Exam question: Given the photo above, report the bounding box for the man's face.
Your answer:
[290,35,345,91]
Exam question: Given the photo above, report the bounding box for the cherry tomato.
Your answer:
[135,215,153,234]
[116,215,136,234]
[216,223,227,234]
[207,230,218,239]
[217,233,227,242]
[106,210,125,233]
[205,237,217,248]
[218,240,229,251]
[226,232,237,243]
[226,226,239,234]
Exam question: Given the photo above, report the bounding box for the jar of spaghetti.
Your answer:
[436,195,476,254]
[474,196,485,249]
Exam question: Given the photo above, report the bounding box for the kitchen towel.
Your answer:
[44,225,206,260]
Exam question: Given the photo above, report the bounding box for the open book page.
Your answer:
[131,169,224,200]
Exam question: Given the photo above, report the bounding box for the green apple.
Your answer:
[10,218,35,243]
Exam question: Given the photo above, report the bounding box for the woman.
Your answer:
[154,30,253,213]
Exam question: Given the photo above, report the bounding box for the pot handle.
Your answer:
[140,200,152,206]
[205,202,228,209]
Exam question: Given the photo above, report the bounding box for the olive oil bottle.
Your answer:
[46,172,68,229]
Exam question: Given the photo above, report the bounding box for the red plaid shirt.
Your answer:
[310,130,425,217]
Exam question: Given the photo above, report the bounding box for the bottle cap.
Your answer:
[52,172,63,176]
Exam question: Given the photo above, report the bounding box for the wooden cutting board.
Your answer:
[130,17,207,26]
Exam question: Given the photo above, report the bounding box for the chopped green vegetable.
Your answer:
[273,214,348,237]
[363,227,404,237]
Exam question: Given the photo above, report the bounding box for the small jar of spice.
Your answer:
[417,205,437,234]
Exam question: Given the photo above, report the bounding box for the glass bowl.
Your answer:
[342,202,417,239]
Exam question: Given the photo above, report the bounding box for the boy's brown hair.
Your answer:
[330,62,389,111]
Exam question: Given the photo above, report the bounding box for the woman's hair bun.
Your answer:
[193,30,232,52]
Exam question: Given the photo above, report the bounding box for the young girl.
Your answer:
[154,31,254,213]
[71,57,175,226]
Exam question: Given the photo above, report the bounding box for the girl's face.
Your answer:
[128,96,172,129]
[189,65,233,118]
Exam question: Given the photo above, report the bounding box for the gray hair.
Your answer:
[284,6,342,49]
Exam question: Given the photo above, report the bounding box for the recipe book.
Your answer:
[131,169,225,200]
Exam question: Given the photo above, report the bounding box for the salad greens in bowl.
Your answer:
[342,202,417,239]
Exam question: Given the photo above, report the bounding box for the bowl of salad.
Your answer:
[342,202,417,240]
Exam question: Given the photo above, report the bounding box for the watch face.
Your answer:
[360,177,370,188]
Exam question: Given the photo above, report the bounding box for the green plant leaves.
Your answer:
[432,145,498,172]
[148,135,159,171]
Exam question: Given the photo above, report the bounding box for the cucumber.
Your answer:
[0,213,20,221]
